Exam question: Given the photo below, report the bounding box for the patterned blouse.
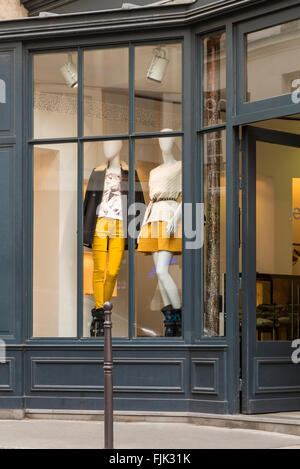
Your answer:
[97,169,123,221]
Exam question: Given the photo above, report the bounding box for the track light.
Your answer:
[147,47,169,83]
[60,53,78,89]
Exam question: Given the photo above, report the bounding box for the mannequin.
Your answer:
[138,129,182,337]
[84,140,144,336]
[91,140,125,336]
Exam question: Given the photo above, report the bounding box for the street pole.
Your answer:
[103,301,113,449]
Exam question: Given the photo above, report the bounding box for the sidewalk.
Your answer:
[0,419,300,449]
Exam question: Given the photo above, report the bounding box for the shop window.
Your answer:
[203,130,226,337]
[246,19,300,102]
[83,141,129,338]
[135,137,182,337]
[33,52,78,139]
[202,32,226,127]
[135,43,182,133]
[83,48,129,136]
[32,42,183,339]
[33,143,78,337]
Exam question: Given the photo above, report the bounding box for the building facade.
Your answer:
[0,0,300,417]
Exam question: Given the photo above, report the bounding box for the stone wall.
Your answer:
[0,0,27,20]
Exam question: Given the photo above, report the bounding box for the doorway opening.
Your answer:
[240,113,300,414]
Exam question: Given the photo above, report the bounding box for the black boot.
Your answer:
[90,307,105,337]
[161,305,176,337]
[172,308,182,337]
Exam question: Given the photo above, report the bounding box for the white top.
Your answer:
[142,160,182,226]
[97,167,123,221]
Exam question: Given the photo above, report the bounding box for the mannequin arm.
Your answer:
[166,203,182,235]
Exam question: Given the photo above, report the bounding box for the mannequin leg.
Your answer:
[104,236,125,303]
[155,250,181,309]
[92,237,107,309]
[91,232,107,337]
[153,252,171,307]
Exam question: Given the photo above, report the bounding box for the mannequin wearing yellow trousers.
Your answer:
[84,139,144,336]
[92,216,125,309]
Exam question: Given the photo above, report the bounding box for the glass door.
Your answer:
[242,125,300,414]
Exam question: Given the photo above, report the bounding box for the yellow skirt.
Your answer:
[138,221,182,254]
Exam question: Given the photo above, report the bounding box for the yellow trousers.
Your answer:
[92,217,125,309]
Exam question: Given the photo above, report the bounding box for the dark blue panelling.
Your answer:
[23,347,228,413]
[0,351,23,409]
[30,357,185,393]
[256,359,300,394]
[0,359,15,391]
[31,359,104,392]
[191,359,219,395]
[0,147,15,337]
[190,349,227,402]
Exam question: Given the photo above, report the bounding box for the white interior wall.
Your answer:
[256,141,300,275]
[33,109,78,337]
[248,24,300,101]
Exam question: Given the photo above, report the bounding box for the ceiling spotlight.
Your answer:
[147,47,169,83]
[60,53,78,89]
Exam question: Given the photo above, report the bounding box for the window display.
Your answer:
[135,136,182,337]
[83,48,129,136]
[203,32,226,127]
[203,130,226,337]
[135,44,182,133]
[32,43,183,339]
[33,52,78,139]
[83,140,145,337]
[33,143,78,337]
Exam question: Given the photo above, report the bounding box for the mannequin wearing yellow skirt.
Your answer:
[138,130,182,337]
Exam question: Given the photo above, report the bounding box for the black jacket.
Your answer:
[83,166,145,248]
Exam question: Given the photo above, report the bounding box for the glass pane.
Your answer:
[246,19,300,102]
[84,48,129,136]
[203,33,226,127]
[256,140,300,341]
[203,130,226,337]
[33,144,77,337]
[135,43,182,133]
[33,52,78,139]
[135,136,182,337]
[83,140,129,338]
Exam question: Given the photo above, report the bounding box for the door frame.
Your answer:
[242,125,300,414]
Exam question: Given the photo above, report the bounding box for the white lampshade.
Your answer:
[60,56,78,88]
[147,47,169,83]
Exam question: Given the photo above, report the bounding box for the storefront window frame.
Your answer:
[235,6,300,120]
[196,31,227,340]
[26,36,186,343]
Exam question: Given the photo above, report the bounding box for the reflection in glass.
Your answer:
[203,33,226,127]
[135,44,182,133]
[203,130,226,337]
[136,136,182,337]
[83,141,129,338]
[256,140,300,341]
[247,19,300,102]
[84,48,129,136]
[33,52,78,139]
[33,144,77,337]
